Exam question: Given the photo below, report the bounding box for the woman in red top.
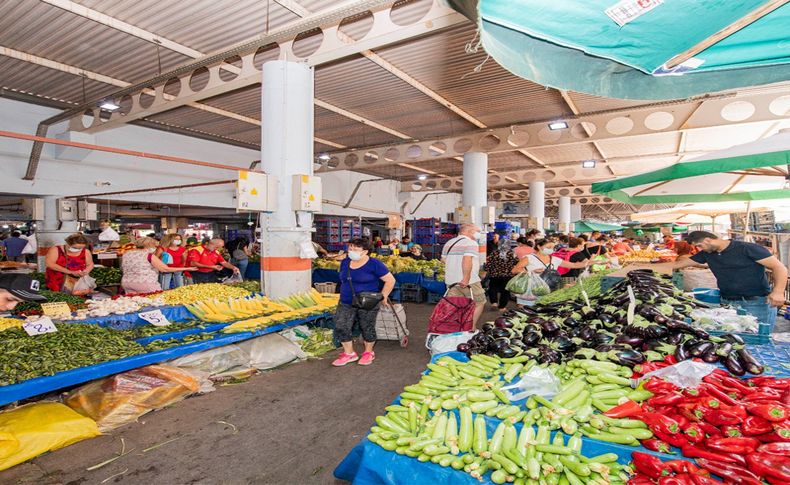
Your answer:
[45,233,94,292]
[157,233,187,289]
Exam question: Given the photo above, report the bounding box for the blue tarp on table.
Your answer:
[394,272,422,286]
[421,279,446,295]
[71,305,195,328]
[313,269,341,284]
[334,439,481,485]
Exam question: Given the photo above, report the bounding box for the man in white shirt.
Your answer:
[441,223,486,327]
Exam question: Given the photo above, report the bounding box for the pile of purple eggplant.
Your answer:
[457,269,764,375]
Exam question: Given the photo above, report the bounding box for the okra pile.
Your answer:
[368,354,655,483]
[0,324,145,385]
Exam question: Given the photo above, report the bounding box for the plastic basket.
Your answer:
[427,292,443,303]
[313,282,337,294]
[709,321,773,345]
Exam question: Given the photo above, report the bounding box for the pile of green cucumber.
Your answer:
[367,354,655,482]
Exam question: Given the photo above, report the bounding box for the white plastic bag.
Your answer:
[279,325,312,344]
[428,331,477,354]
[169,344,252,376]
[98,227,120,242]
[299,241,318,260]
[71,275,96,296]
[223,272,243,284]
[237,333,306,370]
[20,235,36,255]
[501,366,561,401]
[640,360,717,389]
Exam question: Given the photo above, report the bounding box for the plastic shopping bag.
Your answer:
[501,366,561,402]
[427,331,477,354]
[223,272,243,284]
[505,272,530,294]
[71,275,97,296]
[236,333,306,370]
[65,365,205,432]
[0,402,100,471]
[640,360,718,389]
[527,271,551,298]
[20,235,36,255]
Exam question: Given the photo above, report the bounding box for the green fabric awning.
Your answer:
[450,0,790,100]
[573,220,624,232]
[592,131,790,204]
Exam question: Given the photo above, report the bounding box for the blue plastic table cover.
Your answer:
[313,268,341,284]
[0,313,328,406]
[421,279,446,295]
[65,304,195,328]
[394,272,423,285]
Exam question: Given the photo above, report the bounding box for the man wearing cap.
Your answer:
[0,274,47,311]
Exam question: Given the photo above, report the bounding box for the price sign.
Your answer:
[23,316,58,336]
[138,309,171,327]
[40,302,73,318]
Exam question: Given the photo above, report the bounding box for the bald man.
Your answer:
[187,238,240,283]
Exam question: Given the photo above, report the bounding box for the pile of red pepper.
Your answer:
[629,446,790,485]
[608,367,790,484]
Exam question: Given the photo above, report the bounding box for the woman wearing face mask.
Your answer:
[157,234,188,289]
[45,233,95,292]
[512,239,590,299]
[332,237,396,367]
[122,237,196,294]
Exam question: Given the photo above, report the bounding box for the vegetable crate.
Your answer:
[399,284,426,304]
[427,292,443,304]
[746,344,790,377]
[708,322,773,345]
[313,282,337,294]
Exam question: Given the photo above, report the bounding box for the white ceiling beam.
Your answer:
[39,0,434,149]
[559,90,614,175]
[41,0,204,58]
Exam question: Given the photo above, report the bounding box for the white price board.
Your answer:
[23,316,58,336]
[138,309,171,327]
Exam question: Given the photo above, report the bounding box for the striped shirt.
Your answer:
[441,235,481,285]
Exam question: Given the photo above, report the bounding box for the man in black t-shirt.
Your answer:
[675,231,787,326]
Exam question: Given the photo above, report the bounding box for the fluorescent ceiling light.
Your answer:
[418,175,428,180]
[582,160,597,169]
[548,121,569,130]
[99,101,120,111]
[318,153,331,161]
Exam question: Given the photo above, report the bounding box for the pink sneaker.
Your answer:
[332,352,358,367]
[358,351,376,366]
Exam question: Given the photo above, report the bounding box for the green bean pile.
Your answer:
[0,324,145,385]
[143,332,218,352]
[538,273,612,304]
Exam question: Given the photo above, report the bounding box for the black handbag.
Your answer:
[346,266,384,311]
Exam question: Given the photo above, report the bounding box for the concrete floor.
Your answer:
[3,303,504,485]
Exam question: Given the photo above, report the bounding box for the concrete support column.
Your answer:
[462,152,488,257]
[529,181,545,232]
[558,196,571,233]
[571,203,583,223]
[36,196,79,270]
[462,152,488,225]
[260,61,314,299]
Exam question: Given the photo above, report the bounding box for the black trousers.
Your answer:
[487,277,511,309]
[191,269,233,284]
[334,303,380,343]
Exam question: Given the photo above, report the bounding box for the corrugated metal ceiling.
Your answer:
[1,0,789,199]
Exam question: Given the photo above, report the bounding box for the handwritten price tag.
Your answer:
[138,309,171,327]
[23,316,58,336]
[40,302,72,318]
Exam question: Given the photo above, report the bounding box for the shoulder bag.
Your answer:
[346,262,384,311]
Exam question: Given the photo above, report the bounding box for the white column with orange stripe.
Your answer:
[259,61,314,299]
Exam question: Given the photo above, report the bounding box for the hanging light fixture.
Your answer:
[582,160,596,169]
